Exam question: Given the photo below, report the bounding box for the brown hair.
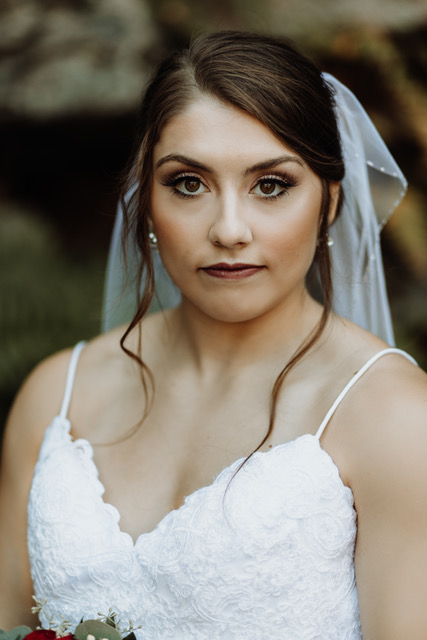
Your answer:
[120,31,345,451]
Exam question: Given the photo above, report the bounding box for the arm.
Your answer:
[350,362,427,639]
[0,350,72,629]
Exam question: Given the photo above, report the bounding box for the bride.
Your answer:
[1,31,426,639]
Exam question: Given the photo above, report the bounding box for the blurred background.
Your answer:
[1,0,426,430]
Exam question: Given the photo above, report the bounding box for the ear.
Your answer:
[327,182,341,226]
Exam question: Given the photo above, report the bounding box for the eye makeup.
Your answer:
[160,172,208,199]
[160,170,299,201]
[251,173,298,200]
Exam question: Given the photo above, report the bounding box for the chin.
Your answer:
[193,297,277,325]
[210,310,259,324]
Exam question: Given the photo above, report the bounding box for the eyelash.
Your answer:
[254,174,297,200]
[160,172,298,200]
[161,173,205,199]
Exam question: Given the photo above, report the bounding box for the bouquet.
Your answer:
[0,601,139,640]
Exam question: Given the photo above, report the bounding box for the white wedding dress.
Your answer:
[27,343,414,639]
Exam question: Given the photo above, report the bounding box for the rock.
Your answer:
[258,0,427,39]
[0,0,159,120]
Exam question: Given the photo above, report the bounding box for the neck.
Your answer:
[167,290,325,378]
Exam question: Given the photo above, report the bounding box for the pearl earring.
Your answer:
[149,231,158,250]
[327,235,334,248]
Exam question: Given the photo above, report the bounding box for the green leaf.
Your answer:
[0,626,33,640]
[74,620,121,640]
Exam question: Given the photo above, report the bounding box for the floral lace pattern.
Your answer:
[28,415,361,640]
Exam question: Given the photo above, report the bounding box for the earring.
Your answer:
[149,231,158,250]
[316,234,334,248]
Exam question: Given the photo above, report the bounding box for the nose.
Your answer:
[208,194,253,248]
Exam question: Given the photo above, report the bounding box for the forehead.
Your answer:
[153,95,298,167]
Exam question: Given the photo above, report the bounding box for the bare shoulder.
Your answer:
[60,311,172,441]
[339,347,427,518]
[3,310,172,451]
[340,344,425,454]
[321,317,426,490]
[2,346,77,468]
[351,349,426,452]
[0,325,129,526]
[374,350,426,426]
[327,317,425,433]
[0,345,81,627]
[342,352,427,639]
[1,322,128,462]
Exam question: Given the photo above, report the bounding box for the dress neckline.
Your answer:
[57,426,349,546]
[49,344,416,545]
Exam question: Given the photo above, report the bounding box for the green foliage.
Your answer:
[0,628,33,640]
[74,620,121,640]
[0,204,106,429]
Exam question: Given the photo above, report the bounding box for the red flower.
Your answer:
[25,632,56,640]
[25,633,73,640]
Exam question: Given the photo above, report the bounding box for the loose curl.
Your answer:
[119,31,345,454]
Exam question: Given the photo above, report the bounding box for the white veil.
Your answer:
[102,191,181,331]
[102,73,407,345]
[323,73,407,344]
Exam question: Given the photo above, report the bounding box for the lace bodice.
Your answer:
[27,345,415,639]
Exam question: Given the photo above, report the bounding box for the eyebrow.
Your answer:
[245,155,304,174]
[155,154,209,172]
[154,153,304,173]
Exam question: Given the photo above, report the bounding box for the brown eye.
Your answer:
[163,173,208,198]
[252,176,295,199]
[184,178,201,193]
[259,181,275,195]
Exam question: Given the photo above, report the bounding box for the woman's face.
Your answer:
[151,96,335,324]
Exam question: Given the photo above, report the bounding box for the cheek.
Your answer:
[151,211,198,274]
[155,216,180,244]
[151,191,210,264]
[263,207,319,265]
[151,190,184,252]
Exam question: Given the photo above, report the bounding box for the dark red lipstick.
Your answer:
[201,263,264,280]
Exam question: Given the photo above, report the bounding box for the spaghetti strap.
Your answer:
[315,348,417,440]
[59,341,87,420]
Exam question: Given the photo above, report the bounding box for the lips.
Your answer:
[201,263,264,280]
